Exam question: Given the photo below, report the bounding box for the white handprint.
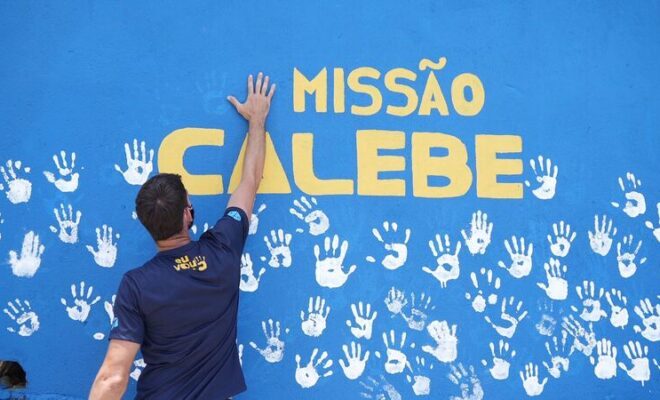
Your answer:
[481,339,516,380]
[524,155,558,200]
[588,214,617,256]
[60,281,101,322]
[264,228,292,268]
[465,268,500,313]
[484,297,528,338]
[618,340,650,386]
[611,172,646,218]
[93,294,116,340]
[346,302,377,340]
[249,319,285,363]
[615,234,647,278]
[535,301,558,337]
[633,298,660,342]
[460,210,493,255]
[0,212,3,240]
[295,348,333,388]
[49,203,82,244]
[406,356,433,396]
[422,233,461,288]
[382,330,409,374]
[360,375,402,400]
[249,203,267,235]
[422,320,458,363]
[289,196,329,236]
[339,341,370,380]
[384,287,407,315]
[367,221,411,270]
[447,363,483,400]
[498,236,533,279]
[0,159,32,204]
[43,151,79,192]
[8,231,45,278]
[644,202,660,242]
[130,359,146,381]
[239,253,266,293]
[313,234,357,288]
[605,288,628,329]
[519,363,547,397]
[86,225,119,268]
[562,315,597,356]
[3,299,39,336]
[542,330,574,378]
[401,292,435,331]
[571,280,607,322]
[300,296,330,337]
[114,139,154,185]
[589,339,617,380]
[537,258,568,300]
[547,220,576,257]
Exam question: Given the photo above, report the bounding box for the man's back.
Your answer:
[109,206,249,399]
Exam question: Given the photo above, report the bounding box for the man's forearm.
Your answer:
[241,118,267,189]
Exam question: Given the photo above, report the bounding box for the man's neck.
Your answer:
[156,231,191,252]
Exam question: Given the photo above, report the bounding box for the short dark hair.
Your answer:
[135,173,188,241]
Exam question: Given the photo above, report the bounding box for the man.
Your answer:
[89,72,275,399]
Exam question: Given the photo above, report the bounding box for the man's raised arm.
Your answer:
[226,72,276,217]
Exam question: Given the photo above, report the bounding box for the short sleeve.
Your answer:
[201,206,250,257]
[108,274,145,344]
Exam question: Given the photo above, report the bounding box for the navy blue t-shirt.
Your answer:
[109,206,249,399]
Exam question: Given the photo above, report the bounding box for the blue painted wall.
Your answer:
[1,1,658,398]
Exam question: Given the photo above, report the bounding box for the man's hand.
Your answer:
[227,72,276,124]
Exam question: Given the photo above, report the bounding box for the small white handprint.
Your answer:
[86,225,119,268]
[615,234,647,278]
[422,233,461,288]
[0,159,32,204]
[484,296,528,338]
[535,301,558,337]
[633,298,660,342]
[537,258,568,301]
[382,330,409,374]
[562,315,597,356]
[249,319,285,363]
[359,375,402,400]
[384,287,407,315]
[547,221,576,257]
[401,292,435,331]
[8,231,45,278]
[589,339,617,380]
[644,202,660,242]
[481,339,516,380]
[611,172,646,218]
[498,236,533,279]
[460,210,493,255]
[43,151,79,192]
[339,341,370,380]
[61,281,101,323]
[465,268,500,313]
[346,301,377,340]
[313,234,357,288]
[571,280,607,322]
[605,288,628,329]
[300,296,330,337]
[618,340,650,386]
[524,155,558,200]
[447,363,484,400]
[263,228,292,268]
[367,221,411,270]
[406,356,433,396]
[295,348,333,388]
[422,320,458,363]
[114,139,154,185]
[519,363,547,397]
[49,203,82,244]
[3,298,39,336]
[289,196,330,236]
[588,214,617,256]
[239,253,266,293]
[130,359,146,381]
[248,203,267,235]
[542,330,574,378]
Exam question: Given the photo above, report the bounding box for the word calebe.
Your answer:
[159,58,523,199]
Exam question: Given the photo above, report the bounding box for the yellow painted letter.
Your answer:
[412,132,472,198]
[292,133,354,194]
[348,67,382,116]
[475,134,522,199]
[293,68,327,113]
[228,132,292,194]
[385,68,418,117]
[357,130,405,196]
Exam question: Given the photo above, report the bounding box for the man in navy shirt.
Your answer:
[89,72,276,399]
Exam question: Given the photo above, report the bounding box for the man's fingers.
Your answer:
[262,75,270,94]
[248,74,254,94]
[268,83,277,98]
[255,72,263,94]
[227,95,241,108]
